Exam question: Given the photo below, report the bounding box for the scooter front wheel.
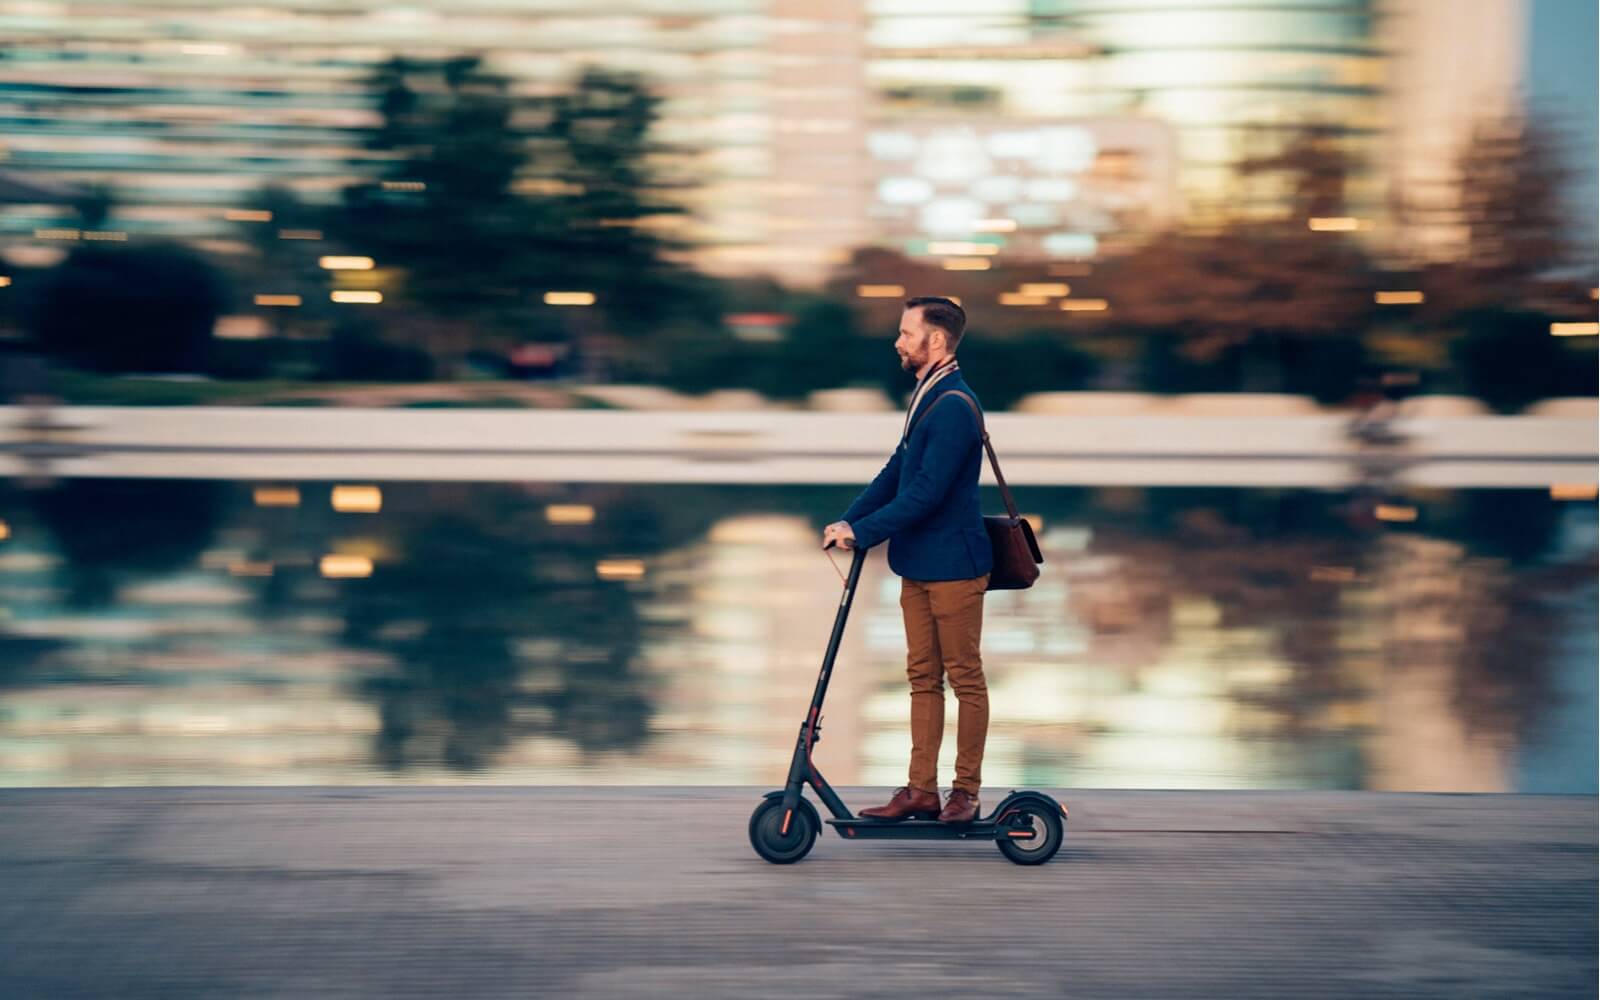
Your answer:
[748,796,818,864]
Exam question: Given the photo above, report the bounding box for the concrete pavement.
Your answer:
[0,788,1593,998]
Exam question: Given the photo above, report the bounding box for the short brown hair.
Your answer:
[903,296,967,351]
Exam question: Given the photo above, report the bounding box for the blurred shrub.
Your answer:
[26,242,228,374]
[1449,308,1599,413]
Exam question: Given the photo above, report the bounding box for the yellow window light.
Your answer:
[1550,484,1598,501]
[1308,217,1362,232]
[1059,298,1109,312]
[0,519,9,540]
[1550,322,1598,337]
[331,290,382,304]
[942,258,990,271]
[254,294,302,307]
[279,229,322,241]
[1375,290,1425,305]
[225,209,272,222]
[381,181,426,191]
[0,277,11,288]
[596,558,646,581]
[856,284,905,298]
[84,231,127,242]
[999,293,1049,307]
[1019,283,1070,297]
[331,485,382,513]
[545,504,596,525]
[34,228,80,240]
[545,291,596,306]
[319,256,374,270]
[320,554,373,579]
[253,486,301,508]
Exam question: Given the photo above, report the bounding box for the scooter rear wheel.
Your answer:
[749,796,818,864]
[996,801,1064,865]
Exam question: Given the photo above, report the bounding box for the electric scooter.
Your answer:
[748,543,1066,865]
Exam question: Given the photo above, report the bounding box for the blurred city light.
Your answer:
[545,504,596,525]
[224,209,272,223]
[331,290,382,304]
[1375,291,1426,305]
[331,486,382,513]
[1060,299,1109,311]
[596,559,646,581]
[856,284,905,298]
[1019,283,1070,297]
[253,486,301,508]
[544,292,596,306]
[0,519,9,541]
[279,230,322,241]
[999,293,1050,307]
[1550,484,1598,500]
[318,256,375,271]
[253,294,301,307]
[228,560,274,578]
[0,277,11,288]
[1375,504,1420,523]
[1308,217,1363,232]
[213,316,270,340]
[942,259,990,271]
[1549,322,1598,337]
[319,554,374,579]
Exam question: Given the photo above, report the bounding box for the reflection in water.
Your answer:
[0,479,1591,791]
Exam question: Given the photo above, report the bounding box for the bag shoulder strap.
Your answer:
[909,390,1022,520]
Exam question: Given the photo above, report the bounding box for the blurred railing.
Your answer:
[0,401,1593,487]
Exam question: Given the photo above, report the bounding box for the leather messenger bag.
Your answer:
[911,390,1043,590]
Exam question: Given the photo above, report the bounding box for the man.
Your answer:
[821,296,992,824]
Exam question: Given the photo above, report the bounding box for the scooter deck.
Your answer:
[826,817,1020,841]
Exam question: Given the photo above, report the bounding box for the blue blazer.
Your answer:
[841,371,994,582]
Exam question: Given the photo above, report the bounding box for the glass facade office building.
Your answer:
[866,0,1386,224]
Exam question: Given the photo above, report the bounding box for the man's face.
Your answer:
[895,308,942,374]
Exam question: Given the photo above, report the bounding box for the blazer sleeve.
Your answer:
[848,397,979,549]
[840,447,902,525]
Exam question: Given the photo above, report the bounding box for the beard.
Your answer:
[899,349,923,373]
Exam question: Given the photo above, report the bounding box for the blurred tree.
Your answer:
[329,58,718,371]
[1098,124,1377,399]
[28,479,226,607]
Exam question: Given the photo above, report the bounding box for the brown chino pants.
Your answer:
[900,573,989,797]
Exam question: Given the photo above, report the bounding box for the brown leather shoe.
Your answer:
[859,786,940,821]
[938,790,980,824]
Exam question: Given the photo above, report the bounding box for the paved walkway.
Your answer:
[1,788,1593,998]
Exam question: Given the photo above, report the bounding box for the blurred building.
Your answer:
[0,0,1583,284]
[1382,0,1527,263]
[0,1,872,282]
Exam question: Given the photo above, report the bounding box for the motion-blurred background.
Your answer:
[0,1,1592,793]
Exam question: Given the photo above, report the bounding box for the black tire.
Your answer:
[995,801,1064,865]
[749,796,819,864]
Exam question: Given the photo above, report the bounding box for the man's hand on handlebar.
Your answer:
[821,521,857,551]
